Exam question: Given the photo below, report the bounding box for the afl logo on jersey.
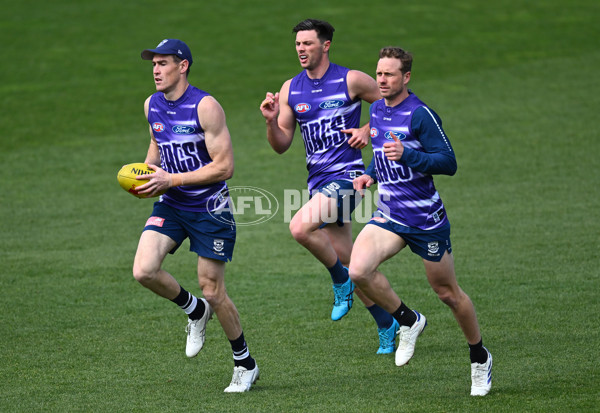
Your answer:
[152,122,165,133]
[319,99,344,110]
[384,131,406,141]
[172,125,196,135]
[370,128,379,138]
[294,103,311,113]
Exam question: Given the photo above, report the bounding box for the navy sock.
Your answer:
[171,286,205,320]
[469,339,488,364]
[230,332,256,370]
[367,304,394,329]
[327,258,349,285]
[392,302,417,327]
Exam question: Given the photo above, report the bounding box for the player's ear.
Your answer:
[180,59,190,74]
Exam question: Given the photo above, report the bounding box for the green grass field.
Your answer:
[1,0,599,411]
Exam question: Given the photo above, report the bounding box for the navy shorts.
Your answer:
[315,180,361,227]
[144,202,236,262]
[368,216,452,262]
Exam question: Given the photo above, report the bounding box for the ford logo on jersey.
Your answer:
[152,122,165,132]
[295,103,311,113]
[319,100,344,110]
[172,125,196,135]
[384,131,406,141]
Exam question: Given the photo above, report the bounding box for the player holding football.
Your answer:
[259,19,401,354]
[349,47,492,396]
[131,39,258,392]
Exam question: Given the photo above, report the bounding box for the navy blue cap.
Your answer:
[141,39,193,66]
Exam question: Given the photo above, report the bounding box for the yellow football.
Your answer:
[117,163,166,198]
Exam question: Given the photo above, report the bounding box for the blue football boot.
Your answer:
[331,278,354,321]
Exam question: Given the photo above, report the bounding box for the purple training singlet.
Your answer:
[288,63,364,192]
[369,94,449,230]
[147,85,228,212]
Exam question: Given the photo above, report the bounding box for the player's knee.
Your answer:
[132,264,155,285]
[436,288,459,309]
[201,290,218,307]
[348,264,368,286]
[198,279,222,306]
[289,220,309,243]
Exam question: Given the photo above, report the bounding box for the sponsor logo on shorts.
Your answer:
[152,122,165,132]
[294,103,311,113]
[145,216,165,227]
[319,99,344,110]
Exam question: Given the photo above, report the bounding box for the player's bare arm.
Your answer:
[143,96,161,165]
[260,80,296,154]
[182,96,235,185]
[135,96,166,196]
[342,70,381,149]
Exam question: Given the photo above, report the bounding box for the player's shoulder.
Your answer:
[145,91,161,104]
[197,94,223,113]
[346,69,378,103]
[411,102,443,131]
[278,79,293,103]
[144,93,159,116]
[347,69,375,85]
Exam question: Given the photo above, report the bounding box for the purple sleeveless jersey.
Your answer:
[288,63,365,192]
[369,94,449,230]
[147,85,228,212]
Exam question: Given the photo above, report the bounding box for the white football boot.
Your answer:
[395,311,427,366]
[471,349,493,396]
[224,365,260,393]
[185,298,213,358]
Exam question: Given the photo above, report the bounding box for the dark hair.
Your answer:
[172,55,191,76]
[379,47,413,74]
[293,19,335,43]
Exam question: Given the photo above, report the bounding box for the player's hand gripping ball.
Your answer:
[117,163,166,198]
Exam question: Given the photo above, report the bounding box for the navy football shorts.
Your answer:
[315,179,361,227]
[367,216,452,262]
[144,202,236,262]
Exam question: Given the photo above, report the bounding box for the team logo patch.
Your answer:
[384,131,406,141]
[213,239,225,253]
[427,242,439,255]
[319,99,344,110]
[145,216,165,227]
[294,103,311,113]
[152,122,165,132]
[370,127,379,138]
[172,125,195,134]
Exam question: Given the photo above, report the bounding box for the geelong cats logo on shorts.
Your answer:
[213,239,225,253]
[427,242,439,256]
